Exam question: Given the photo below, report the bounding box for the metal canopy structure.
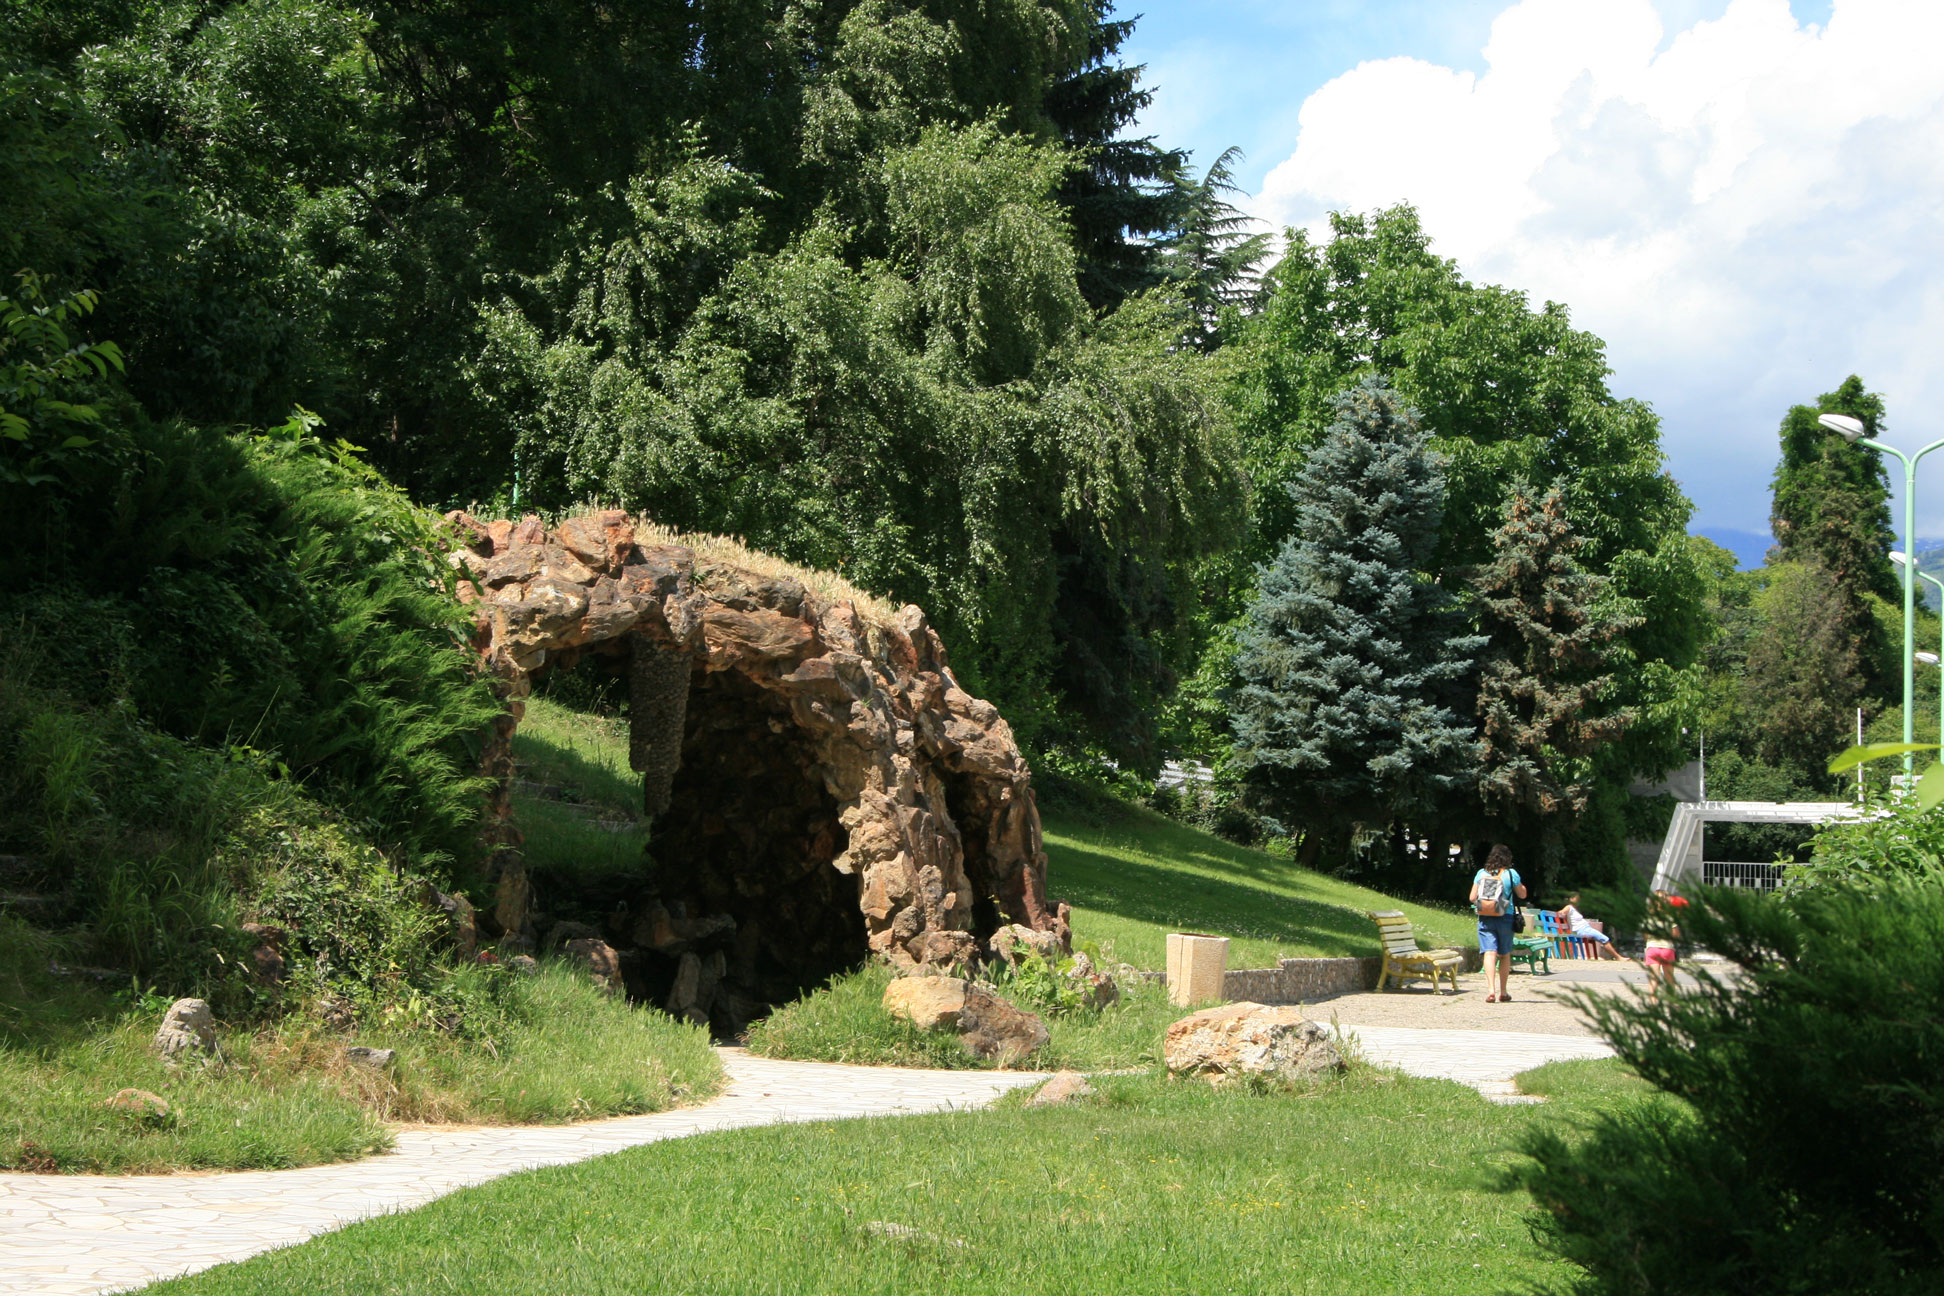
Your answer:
[1649,800,1864,892]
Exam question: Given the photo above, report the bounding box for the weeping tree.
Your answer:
[1471,487,1640,885]
[1231,378,1484,870]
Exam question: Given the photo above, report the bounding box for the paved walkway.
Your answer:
[0,1050,1047,1296]
[1323,1022,1613,1101]
[2,1023,1617,1295]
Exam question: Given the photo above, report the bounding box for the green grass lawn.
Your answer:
[1045,804,1478,970]
[510,697,655,891]
[748,962,1192,1072]
[145,1060,1660,1296]
[752,797,1481,1071]
[1,952,722,1173]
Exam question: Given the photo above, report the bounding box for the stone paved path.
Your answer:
[1322,1022,1614,1102]
[2,1023,1616,1295]
[0,1050,1047,1296]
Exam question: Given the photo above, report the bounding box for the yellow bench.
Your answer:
[1369,910,1465,994]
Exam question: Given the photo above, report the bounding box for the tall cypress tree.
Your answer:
[1769,374,1895,696]
[1231,378,1484,867]
[1472,487,1639,879]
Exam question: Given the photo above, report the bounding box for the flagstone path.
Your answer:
[3,1024,1613,1295]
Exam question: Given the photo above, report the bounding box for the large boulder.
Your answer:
[1163,1003,1344,1088]
[883,974,970,1030]
[882,975,1049,1064]
[153,998,218,1061]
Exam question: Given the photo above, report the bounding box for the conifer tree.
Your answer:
[1769,374,1896,695]
[1231,378,1484,865]
[1156,146,1271,350]
[1472,487,1640,873]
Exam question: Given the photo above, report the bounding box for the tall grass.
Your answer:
[1,962,722,1173]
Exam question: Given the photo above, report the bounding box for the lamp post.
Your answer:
[1891,550,1944,753]
[1821,414,1944,774]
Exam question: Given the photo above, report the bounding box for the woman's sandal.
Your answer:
[1485,992,1499,1003]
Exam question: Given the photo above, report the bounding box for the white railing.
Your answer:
[1700,860,1789,891]
[1156,759,1215,790]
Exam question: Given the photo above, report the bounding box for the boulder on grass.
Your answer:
[104,1088,170,1120]
[882,975,1048,1064]
[1163,1002,1344,1088]
[987,923,1064,967]
[957,984,1049,1064]
[1025,1071,1095,1107]
[882,975,969,1030]
[153,998,218,1061]
[563,937,623,993]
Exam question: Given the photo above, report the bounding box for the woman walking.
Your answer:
[1470,844,1528,1003]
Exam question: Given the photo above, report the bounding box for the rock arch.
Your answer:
[446,509,1065,1029]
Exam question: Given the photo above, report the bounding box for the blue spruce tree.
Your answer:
[1232,377,1484,871]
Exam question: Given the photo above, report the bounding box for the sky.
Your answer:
[1121,0,1944,568]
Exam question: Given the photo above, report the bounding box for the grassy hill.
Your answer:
[1044,803,1477,971]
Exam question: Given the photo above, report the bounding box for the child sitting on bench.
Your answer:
[1556,894,1626,962]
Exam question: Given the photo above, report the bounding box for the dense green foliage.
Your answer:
[1195,206,1703,890]
[1471,487,1640,882]
[1684,376,1909,858]
[3,0,1244,767]
[0,411,499,868]
[1232,379,1482,863]
[1771,374,1897,694]
[1514,876,1944,1294]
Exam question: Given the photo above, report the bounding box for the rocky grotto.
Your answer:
[445,509,1068,1034]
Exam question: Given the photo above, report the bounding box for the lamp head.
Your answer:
[1819,413,1867,442]
[1920,652,1941,666]
[1893,550,1909,565]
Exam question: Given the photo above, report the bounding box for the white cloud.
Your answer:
[1246,0,1944,536]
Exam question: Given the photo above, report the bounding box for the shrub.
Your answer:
[1787,793,1944,894]
[0,410,499,868]
[1510,875,1944,1294]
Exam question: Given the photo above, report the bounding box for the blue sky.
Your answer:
[1119,0,1944,571]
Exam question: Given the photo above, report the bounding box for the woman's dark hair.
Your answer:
[1486,843,1515,870]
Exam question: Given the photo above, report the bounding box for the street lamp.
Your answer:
[1823,415,1944,773]
[1897,550,1944,752]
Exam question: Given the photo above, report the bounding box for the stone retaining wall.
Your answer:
[1223,949,1485,1003]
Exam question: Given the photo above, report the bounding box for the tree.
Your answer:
[1231,378,1483,866]
[1155,146,1271,350]
[1739,559,1866,785]
[1229,206,1703,847]
[1514,875,1944,1294]
[1770,374,1897,696]
[1043,1,1187,312]
[1472,487,1639,880]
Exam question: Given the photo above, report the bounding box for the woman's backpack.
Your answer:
[1478,870,1510,917]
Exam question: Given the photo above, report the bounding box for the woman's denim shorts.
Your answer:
[1477,914,1516,953]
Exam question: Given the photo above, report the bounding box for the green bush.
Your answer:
[1510,875,1944,1294]
[0,410,499,868]
[1789,794,1944,893]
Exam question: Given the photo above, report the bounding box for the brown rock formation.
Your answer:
[448,509,1064,1032]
